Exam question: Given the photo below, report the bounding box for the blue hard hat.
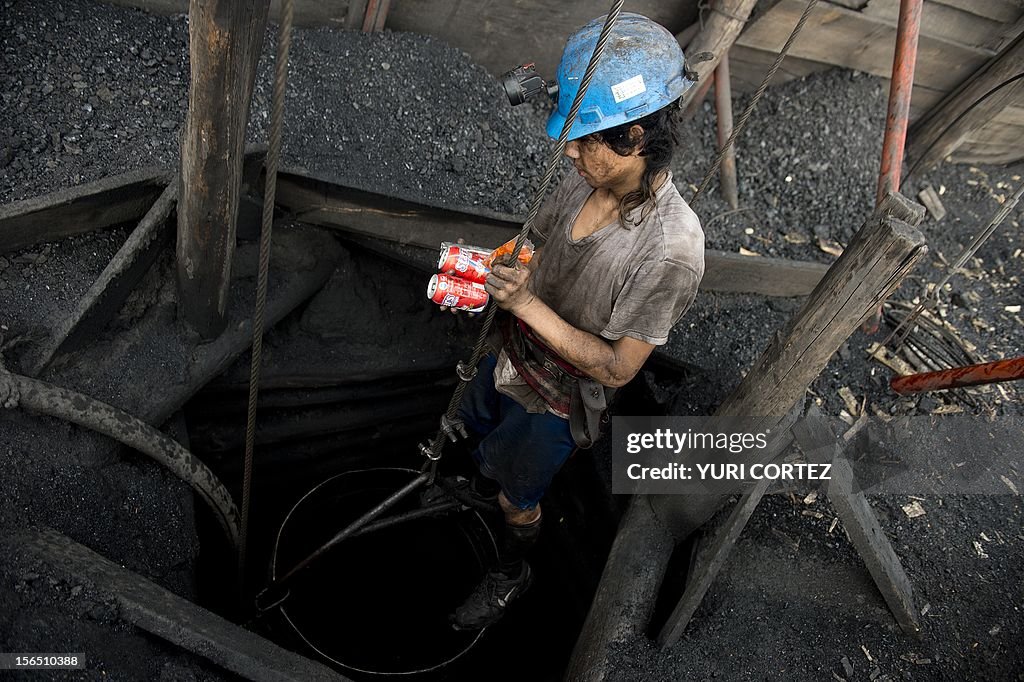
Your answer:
[547,13,694,140]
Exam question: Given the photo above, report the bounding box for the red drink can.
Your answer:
[438,242,492,284]
[427,273,489,312]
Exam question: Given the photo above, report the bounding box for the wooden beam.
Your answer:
[736,0,992,92]
[656,478,772,646]
[791,407,921,634]
[177,0,270,339]
[863,0,1016,53]
[700,252,828,297]
[655,410,800,647]
[905,32,1024,175]
[930,0,1023,25]
[43,226,342,427]
[571,193,927,679]
[278,169,830,297]
[680,0,761,111]
[6,527,349,681]
[0,167,169,255]
[25,182,179,376]
[564,495,676,682]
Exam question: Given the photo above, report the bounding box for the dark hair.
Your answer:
[581,100,680,227]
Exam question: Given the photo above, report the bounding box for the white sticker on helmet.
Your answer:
[611,75,646,104]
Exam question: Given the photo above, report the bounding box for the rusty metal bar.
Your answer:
[714,52,739,209]
[361,0,390,33]
[373,0,391,31]
[360,0,379,32]
[891,356,1024,395]
[876,0,923,204]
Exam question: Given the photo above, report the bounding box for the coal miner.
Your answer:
[448,13,706,629]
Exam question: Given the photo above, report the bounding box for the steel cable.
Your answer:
[691,0,819,205]
[240,0,295,576]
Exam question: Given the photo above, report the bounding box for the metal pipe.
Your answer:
[876,0,923,204]
[714,53,739,209]
[269,471,430,593]
[361,0,390,33]
[351,501,461,538]
[372,0,391,32]
[891,356,1024,395]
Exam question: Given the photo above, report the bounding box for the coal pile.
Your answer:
[1,0,552,216]
[0,1,189,203]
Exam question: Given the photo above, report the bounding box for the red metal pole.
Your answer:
[876,0,923,205]
[891,356,1024,395]
[864,0,923,334]
[361,0,380,32]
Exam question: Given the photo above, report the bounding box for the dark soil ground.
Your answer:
[1,1,1021,681]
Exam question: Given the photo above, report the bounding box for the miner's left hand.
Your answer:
[485,262,536,315]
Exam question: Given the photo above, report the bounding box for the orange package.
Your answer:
[484,237,534,269]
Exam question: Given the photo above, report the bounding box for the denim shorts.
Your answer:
[457,354,576,509]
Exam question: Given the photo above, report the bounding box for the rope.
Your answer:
[419,0,626,473]
[240,0,295,576]
[872,179,1024,356]
[691,0,819,206]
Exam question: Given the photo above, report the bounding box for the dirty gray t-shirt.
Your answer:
[528,170,705,346]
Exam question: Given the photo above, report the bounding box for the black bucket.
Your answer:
[271,467,497,678]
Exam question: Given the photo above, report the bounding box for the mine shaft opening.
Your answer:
[180,256,622,680]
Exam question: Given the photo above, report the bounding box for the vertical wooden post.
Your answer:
[178,0,271,339]
[568,194,928,680]
[714,53,739,209]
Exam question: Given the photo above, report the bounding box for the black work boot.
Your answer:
[450,561,533,630]
[451,514,541,629]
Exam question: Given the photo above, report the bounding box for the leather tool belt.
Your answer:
[499,315,613,449]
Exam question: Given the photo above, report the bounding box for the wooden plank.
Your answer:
[906,33,1024,173]
[700,252,829,296]
[653,194,928,536]
[565,495,676,682]
[6,527,349,681]
[931,0,1023,24]
[736,0,993,92]
[955,111,1024,164]
[26,182,179,376]
[864,0,1012,52]
[655,408,800,647]
[791,408,921,633]
[0,166,169,255]
[657,477,772,646]
[728,43,832,91]
[43,226,342,426]
[680,0,761,111]
[177,0,270,338]
[386,0,693,78]
[279,169,831,297]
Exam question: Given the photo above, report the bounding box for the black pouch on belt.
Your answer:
[570,378,615,449]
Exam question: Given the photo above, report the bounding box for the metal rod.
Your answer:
[714,52,739,209]
[891,356,1024,395]
[271,471,431,590]
[351,500,461,538]
[864,0,922,334]
[876,0,922,204]
[372,0,391,32]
